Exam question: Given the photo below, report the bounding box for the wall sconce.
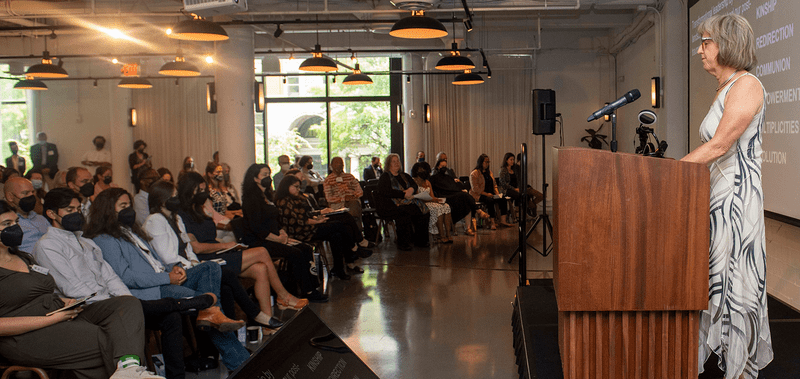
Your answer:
[603,103,611,122]
[206,82,217,114]
[396,104,403,124]
[129,108,137,127]
[424,104,431,123]
[254,81,265,112]
[651,76,661,108]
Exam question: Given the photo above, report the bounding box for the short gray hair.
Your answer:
[698,14,757,71]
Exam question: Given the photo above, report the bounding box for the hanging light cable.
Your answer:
[300,20,338,72]
[25,35,68,78]
[343,63,373,85]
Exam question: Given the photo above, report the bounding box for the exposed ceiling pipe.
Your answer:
[0,0,583,20]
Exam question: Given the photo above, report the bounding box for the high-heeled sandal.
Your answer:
[276,297,309,311]
[465,228,475,236]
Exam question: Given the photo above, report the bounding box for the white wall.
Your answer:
[31,59,135,193]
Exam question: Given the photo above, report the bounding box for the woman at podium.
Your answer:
[681,13,772,379]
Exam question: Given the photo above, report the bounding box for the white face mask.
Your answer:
[280,163,290,171]
[31,179,43,189]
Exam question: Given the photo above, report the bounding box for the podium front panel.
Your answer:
[553,148,709,312]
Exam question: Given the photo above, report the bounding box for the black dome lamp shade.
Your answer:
[390,10,448,39]
[169,17,229,42]
[342,64,373,85]
[26,50,68,78]
[436,42,474,71]
[159,53,200,76]
[14,77,48,90]
[452,70,484,85]
[299,44,338,72]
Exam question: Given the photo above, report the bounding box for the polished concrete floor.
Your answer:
[191,219,551,379]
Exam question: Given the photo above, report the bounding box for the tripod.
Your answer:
[508,135,554,264]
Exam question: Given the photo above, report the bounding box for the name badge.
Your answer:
[30,265,49,275]
[336,177,343,182]
[48,151,54,156]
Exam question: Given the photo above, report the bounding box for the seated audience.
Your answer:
[411,162,453,243]
[0,198,159,379]
[433,152,457,178]
[470,154,512,229]
[375,154,430,250]
[178,156,197,183]
[157,167,174,183]
[144,180,285,328]
[430,159,488,236]
[65,166,94,216]
[134,169,161,227]
[84,188,250,371]
[324,157,364,228]
[275,176,368,280]
[498,153,522,207]
[4,177,48,253]
[297,155,323,194]
[362,156,383,181]
[178,172,308,311]
[93,166,117,198]
[240,164,327,300]
[34,188,211,379]
[205,162,240,218]
[82,136,112,169]
[24,168,46,215]
[272,155,291,189]
[128,140,151,191]
[6,140,25,175]
[220,163,241,211]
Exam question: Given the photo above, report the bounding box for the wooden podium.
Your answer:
[552,148,710,379]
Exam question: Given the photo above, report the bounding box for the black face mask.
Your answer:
[60,212,85,232]
[96,142,105,149]
[118,207,136,227]
[306,164,313,170]
[165,196,181,212]
[192,191,210,205]
[260,177,272,189]
[214,174,224,182]
[78,182,94,198]
[439,167,448,175]
[103,176,112,185]
[418,158,425,162]
[18,195,36,213]
[417,171,430,180]
[0,224,23,248]
[10,147,18,155]
[185,162,194,169]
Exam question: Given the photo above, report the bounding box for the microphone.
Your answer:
[587,89,641,122]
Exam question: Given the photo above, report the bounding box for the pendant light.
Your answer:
[159,51,200,76]
[26,35,68,78]
[168,16,229,41]
[390,10,448,39]
[342,63,373,85]
[118,77,153,89]
[14,77,48,90]
[452,70,483,85]
[300,22,338,72]
[436,42,475,70]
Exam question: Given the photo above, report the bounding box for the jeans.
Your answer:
[160,261,222,305]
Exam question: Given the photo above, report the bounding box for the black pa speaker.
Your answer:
[532,89,556,135]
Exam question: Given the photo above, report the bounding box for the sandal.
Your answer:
[276,297,309,311]
[465,228,475,236]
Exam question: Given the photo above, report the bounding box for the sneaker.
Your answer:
[111,365,165,379]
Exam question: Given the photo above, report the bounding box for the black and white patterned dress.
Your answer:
[698,73,773,379]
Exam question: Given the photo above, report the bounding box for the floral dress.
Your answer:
[418,186,450,234]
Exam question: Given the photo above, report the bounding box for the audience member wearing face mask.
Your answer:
[362,156,383,181]
[5,141,25,176]
[23,168,46,215]
[84,187,250,373]
[176,172,309,313]
[411,161,453,244]
[429,158,487,236]
[177,156,196,183]
[65,166,95,218]
[93,166,117,198]
[204,162,241,218]
[272,154,291,191]
[128,140,151,192]
[297,155,323,194]
[4,177,48,253]
[81,136,112,170]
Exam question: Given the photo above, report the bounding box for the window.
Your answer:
[0,64,31,172]
[258,57,394,180]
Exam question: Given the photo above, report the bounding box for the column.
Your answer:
[662,1,688,158]
[403,53,425,171]
[215,26,256,184]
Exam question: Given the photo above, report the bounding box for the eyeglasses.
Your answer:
[701,37,713,45]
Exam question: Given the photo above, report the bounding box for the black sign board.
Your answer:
[229,307,380,379]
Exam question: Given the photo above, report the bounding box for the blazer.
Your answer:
[469,169,498,201]
[363,165,383,181]
[5,155,25,175]
[93,233,175,301]
[30,142,59,173]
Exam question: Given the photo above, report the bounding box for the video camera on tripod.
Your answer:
[634,109,668,158]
